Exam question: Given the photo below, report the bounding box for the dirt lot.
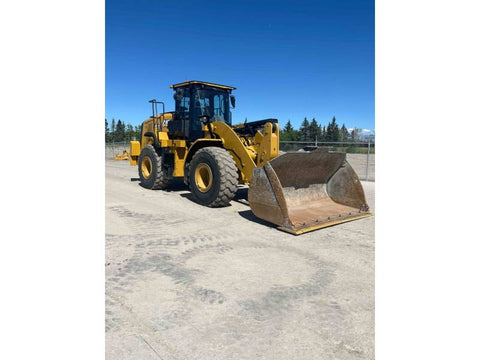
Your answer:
[106,160,375,360]
[346,154,375,181]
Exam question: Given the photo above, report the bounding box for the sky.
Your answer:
[106,0,374,131]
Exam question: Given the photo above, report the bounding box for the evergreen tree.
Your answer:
[110,118,116,136]
[326,116,340,141]
[126,124,134,140]
[326,120,333,141]
[115,119,125,142]
[309,118,321,143]
[298,117,310,141]
[284,119,293,132]
[280,120,296,141]
[340,123,349,142]
[105,118,110,142]
[320,125,326,141]
[332,116,340,141]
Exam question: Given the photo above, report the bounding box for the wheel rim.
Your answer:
[141,156,153,179]
[195,163,213,192]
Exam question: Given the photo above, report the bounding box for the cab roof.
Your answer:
[170,80,236,91]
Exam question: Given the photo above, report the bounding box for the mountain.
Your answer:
[347,128,375,141]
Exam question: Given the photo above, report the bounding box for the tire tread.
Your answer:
[189,147,238,207]
[139,144,169,189]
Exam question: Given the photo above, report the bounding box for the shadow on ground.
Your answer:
[164,179,189,192]
[179,192,233,208]
[238,210,277,229]
[133,178,189,192]
[132,179,251,210]
[179,185,250,208]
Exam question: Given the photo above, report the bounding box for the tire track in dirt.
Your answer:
[107,202,342,349]
[108,204,338,315]
[106,205,242,332]
[106,160,374,359]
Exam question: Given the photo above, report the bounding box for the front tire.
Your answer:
[189,147,238,207]
[138,145,169,189]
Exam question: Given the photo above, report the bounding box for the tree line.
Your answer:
[280,116,361,142]
[105,116,365,143]
[105,118,140,142]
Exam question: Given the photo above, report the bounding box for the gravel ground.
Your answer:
[105,159,375,360]
[346,154,375,182]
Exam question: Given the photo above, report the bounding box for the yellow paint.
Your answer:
[170,80,236,91]
[141,156,152,179]
[210,120,279,183]
[253,122,279,167]
[171,139,186,147]
[129,141,141,165]
[141,118,153,148]
[114,150,130,161]
[173,146,186,177]
[130,141,140,156]
[158,131,169,147]
[211,121,257,182]
[279,213,374,235]
[194,163,213,192]
[160,112,173,121]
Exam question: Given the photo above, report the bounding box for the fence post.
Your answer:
[366,139,370,181]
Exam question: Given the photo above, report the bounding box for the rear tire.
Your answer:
[189,147,238,207]
[138,145,169,189]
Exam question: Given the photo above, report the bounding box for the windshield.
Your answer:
[194,88,230,124]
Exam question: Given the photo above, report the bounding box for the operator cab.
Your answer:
[169,81,236,141]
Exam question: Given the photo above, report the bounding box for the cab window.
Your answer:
[176,90,190,118]
[195,96,210,116]
[213,94,226,121]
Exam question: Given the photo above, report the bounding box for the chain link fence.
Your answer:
[105,140,375,181]
[280,141,374,181]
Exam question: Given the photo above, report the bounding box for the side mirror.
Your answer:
[230,95,236,108]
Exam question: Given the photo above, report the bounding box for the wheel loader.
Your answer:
[129,81,371,234]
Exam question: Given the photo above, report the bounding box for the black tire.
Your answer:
[188,147,238,207]
[138,145,169,189]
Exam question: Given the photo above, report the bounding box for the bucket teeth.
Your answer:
[248,152,372,235]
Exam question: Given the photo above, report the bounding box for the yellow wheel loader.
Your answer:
[129,81,371,234]
[114,150,130,160]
